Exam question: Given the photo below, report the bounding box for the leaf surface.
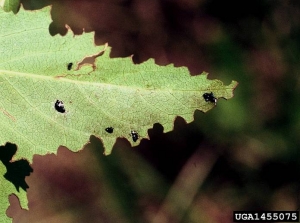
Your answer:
[0,5,237,222]
[0,6,237,157]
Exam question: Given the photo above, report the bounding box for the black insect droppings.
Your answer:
[203,92,217,105]
[130,130,139,142]
[54,100,66,113]
[67,62,73,70]
[105,127,114,133]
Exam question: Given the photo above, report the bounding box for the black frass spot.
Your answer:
[105,127,114,133]
[203,92,217,105]
[54,100,66,113]
[130,130,139,142]
[67,63,73,70]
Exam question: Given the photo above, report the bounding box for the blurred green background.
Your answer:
[7,0,300,222]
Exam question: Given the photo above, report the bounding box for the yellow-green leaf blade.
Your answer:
[0,6,237,158]
[0,6,237,222]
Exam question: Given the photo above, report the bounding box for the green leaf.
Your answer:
[0,5,237,221]
[0,6,237,157]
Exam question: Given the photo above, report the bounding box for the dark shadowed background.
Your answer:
[5,0,300,222]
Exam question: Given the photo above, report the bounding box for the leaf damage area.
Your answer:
[0,142,33,192]
[54,43,108,79]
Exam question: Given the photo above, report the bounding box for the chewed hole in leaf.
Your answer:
[76,44,107,71]
[0,143,33,192]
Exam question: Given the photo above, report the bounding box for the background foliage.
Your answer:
[2,0,300,223]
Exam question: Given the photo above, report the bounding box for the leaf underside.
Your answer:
[0,6,237,158]
[0,5,237,222]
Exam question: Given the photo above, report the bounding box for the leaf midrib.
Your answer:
[0,70,234,93]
